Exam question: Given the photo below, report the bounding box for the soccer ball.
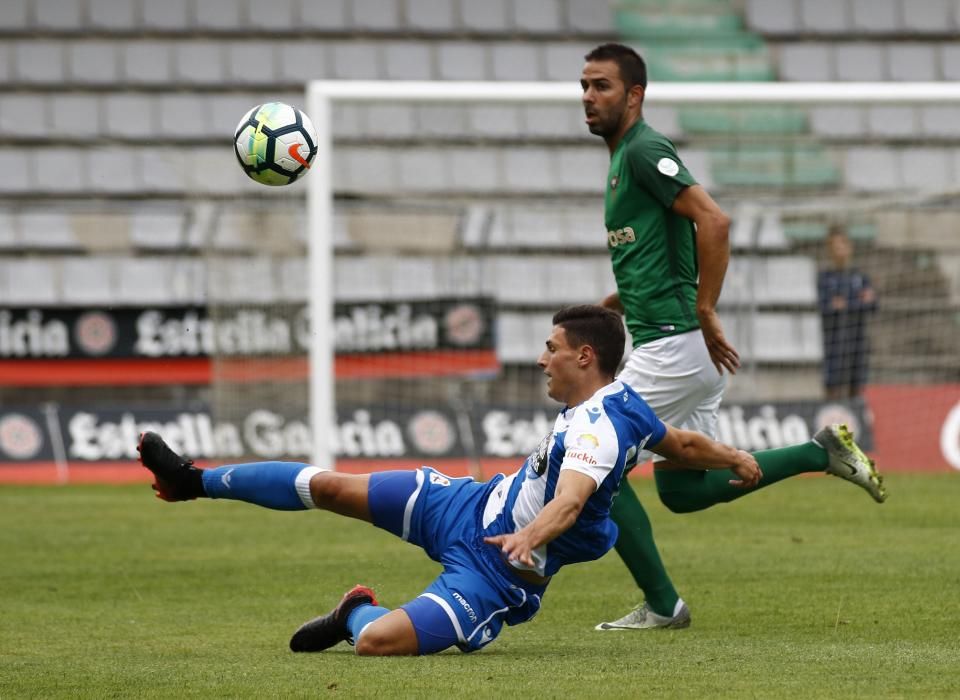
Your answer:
[234,102,318,186]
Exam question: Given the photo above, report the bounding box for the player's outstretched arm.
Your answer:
[651,425,761,488]
[671,185,739,375]
[484,470,596,567]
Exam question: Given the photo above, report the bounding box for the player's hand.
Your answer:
[599,292,624,314]
[484,533,535,568]
[698,308,740,375]
[729,450,761,489]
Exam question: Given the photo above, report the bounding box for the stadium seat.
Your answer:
[0,94,48,138]
[337,147,399,194]
[130,211,186,249]
[899,147,952,192]
[61,257,115,304]
[224,41,276,84]
[350,0,402,31]
[943,45,960,80]
[14,40,64,84]
[0,0,28,29]
[416,105,469,138]
[867,106,917,138]
[89,0,135,28]
[436,42,489,80]
[0,152,31,193]
[778,43,833,81]
[123,41,175,84]
[103,95,155,138]
[750,312,822,362]
[556,148,608,191]
[4,258,59,304]
[384,257,441,299]
[501,148,558,193]
[901,0,954,33]
[844,148,900,191]
[459,0,511,32]
[299,0,350,30]
[207,257,276,303]
[542,42,594,81]
[174,44,226,85]
[331,41,383,80]
[484,256,550,303]
[88,148,141,194]
[33,149,86,193]
[799,0,849,33]
[744,0,799,34]
[513,0,564,33]
[447,149,501,192]
[49,95,99,138]
[544,258,607,303]
[758,257,817,304]
[247,0,297,30]
[335,257,391,301]
[396,148,451,192]
[406,0,458,31]
[34,0,82,29]
[115,258,177,305]
[0,210,14,249]
[490,43,542,81]
[500,208,569,248]
[566,0,615,32]
[66,41,119,85]
[850,0,899,33]
[382,42,434,81]
[921,106,960,137]
[142,0,189,30]
[497,313,539,363]
[468,105,523,138]
[888,44,939,81]
[809,106,866,139]
[833,43,887,81]
[194,0,243,30]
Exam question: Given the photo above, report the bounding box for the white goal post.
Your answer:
[306,80,960,469]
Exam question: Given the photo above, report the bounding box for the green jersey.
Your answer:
[604,119,700,346]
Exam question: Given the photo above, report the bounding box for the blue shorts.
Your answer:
[367,468,546,654]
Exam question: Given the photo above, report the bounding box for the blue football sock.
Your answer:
[201,462,320,511]
[346,604,391,643]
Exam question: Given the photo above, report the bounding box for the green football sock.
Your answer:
[609,477,679,617]
[655,441,829,514]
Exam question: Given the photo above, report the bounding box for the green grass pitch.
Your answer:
[2,474,959,698]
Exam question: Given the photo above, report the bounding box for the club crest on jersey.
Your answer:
[610,175,619,190]
[429,472,451,487]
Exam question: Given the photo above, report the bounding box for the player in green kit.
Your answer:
[580,43,887,630]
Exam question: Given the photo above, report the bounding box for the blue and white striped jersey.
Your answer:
[480,380,666,577]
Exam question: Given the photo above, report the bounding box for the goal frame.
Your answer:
[306,80,960,468]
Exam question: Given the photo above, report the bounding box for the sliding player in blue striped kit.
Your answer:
[138,304,762,655]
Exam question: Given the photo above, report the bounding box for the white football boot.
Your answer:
[594,600,691,630]
[815,423,887,503]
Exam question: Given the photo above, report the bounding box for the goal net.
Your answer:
[207,81,960,475]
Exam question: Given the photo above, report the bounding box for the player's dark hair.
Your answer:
[584,43,647,89]
[552,305,625,378]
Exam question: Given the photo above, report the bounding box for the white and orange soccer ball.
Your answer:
[234,102,318,186]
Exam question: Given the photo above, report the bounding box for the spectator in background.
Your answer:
[817,225,878,400]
